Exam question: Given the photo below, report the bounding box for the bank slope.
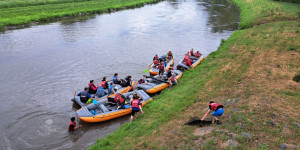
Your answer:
[90,0,299,149]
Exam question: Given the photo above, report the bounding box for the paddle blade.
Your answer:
[143,69,149,73]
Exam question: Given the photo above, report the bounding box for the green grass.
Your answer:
[230,0,299,29]
[0,0,161,30]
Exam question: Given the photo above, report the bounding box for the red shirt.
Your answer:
[68,121,76,132]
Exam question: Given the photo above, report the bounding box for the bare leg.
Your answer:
[212,117,215,124]
[136,112,140,118]
[130,115,134,123]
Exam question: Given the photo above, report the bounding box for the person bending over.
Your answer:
[201,101,224,125]
[130,94,144,123]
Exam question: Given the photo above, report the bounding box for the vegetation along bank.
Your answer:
[89,0,300,149]
[0,0,162,31]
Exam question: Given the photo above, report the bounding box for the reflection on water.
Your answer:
[0,0,239,149]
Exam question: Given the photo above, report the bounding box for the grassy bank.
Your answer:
[0,0,161,31]
[90,0,300,149]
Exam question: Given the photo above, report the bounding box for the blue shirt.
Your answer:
[77,91,91,98]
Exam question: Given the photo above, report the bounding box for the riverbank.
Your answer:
[89,0,300,149]
[0,0,162,31]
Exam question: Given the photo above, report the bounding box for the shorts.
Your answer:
[212,108,224,117]
[159,70,164,75]
[131,109,139,116]
[172,82,176,85]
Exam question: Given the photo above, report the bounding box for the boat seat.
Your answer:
[98,104,109,113]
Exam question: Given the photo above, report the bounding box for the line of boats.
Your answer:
[73,52,205,123]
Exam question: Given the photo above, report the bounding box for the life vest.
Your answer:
[113,77,118,84]
[132,99,139,108]
[168,51,172,56]
[159,65,164,71]
[190,49,194,56]
[184,55,189,62]
[88,83,97,94]
[120,97,125,104]
[154,56,158,60]
[80,91,88,103]
[101,81,107,89]
[170,76,175,82]
[68,121,76,132]
[185,59,192,66]
[114,94,121,103]
[209,103,224,111]
[154,60,159,65]
[195,52,200,58]
[170,66,174,70]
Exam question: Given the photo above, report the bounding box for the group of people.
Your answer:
[183,48,202,68]
[153,51,174,79]
[75,74,133,104]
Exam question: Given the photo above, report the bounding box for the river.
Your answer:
[0,0,239,149]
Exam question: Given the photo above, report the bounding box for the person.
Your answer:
[164,60,168,67]
[190,48,194,56]
[167,67,172,78]
[117,95,126,109]
[153,54,159,61]
[195,51,201,58]
[101,77,108,89]
[113,73,122,84]
[184,53,189,62]
[75,87,94,103]
[130,94,144,123]
[201,101,224,125]
[168,73,177,87]
[167,51,173,60]
[169,64,174,70]
[68,117,82,132]
[138,78,147,85]
[96,83,105,98]
[185,58,193,68]
[121,75,132,87]
[153,59,160,69]
[88,80,97,94]
[108,82,117,94]
[158,62,165,79]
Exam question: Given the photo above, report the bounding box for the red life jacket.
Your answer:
[120,97,125,104]
[185,59,192,66]
[154,60,159,65]
[190,50,194,56]
[132,99,139,108]
[170,66,174,70]
[209,103,223,111]
[114,94,121,103]
[184,55,189,62]
[159,65,164,71]
[195,52,200,58]
[168,51,172,56]
[170,76,175,82]
[101,81,107,89]
[68,121,76,132]
[154,56,158,60]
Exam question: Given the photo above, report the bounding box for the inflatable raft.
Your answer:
[73,80,135,107]
[176,54,204,71]
[149,54,174,75]
[136,70,182,94]
[76,90,152,123]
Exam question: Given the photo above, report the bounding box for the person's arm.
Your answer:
[112,88,116,94]
[130,97,133,105]
[201,109,210,120]
[74,124,82,130]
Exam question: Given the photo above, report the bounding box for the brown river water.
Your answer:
[0,0,239,149]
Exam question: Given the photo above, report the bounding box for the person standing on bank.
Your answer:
[68,117,82,132]
[130,94,144,123]
[201,101,224,125]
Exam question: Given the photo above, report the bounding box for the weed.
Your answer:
[258,143,269,150]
